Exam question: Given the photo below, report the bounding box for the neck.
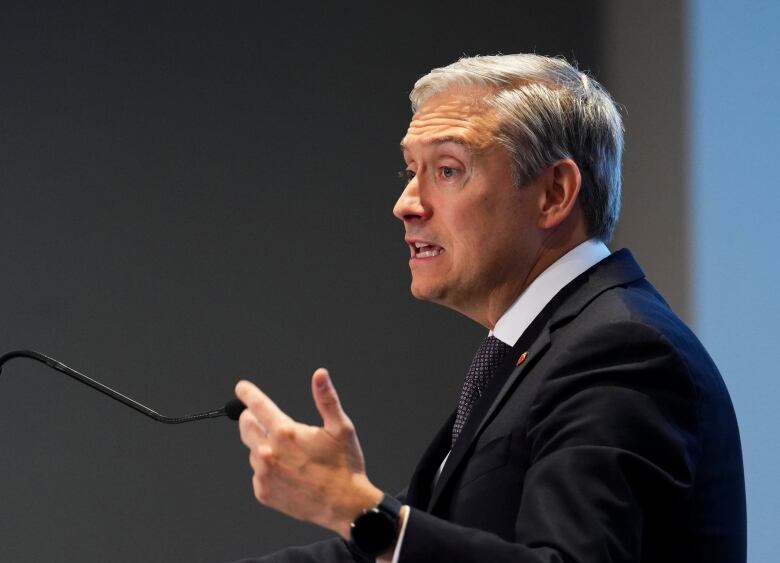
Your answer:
[474,226,590,330]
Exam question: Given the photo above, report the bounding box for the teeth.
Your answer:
[417,247,442,258]
[410,241,443,258]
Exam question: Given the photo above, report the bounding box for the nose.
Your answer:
[393,175,428,222]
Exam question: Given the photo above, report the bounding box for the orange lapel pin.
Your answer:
[516,351,528,366]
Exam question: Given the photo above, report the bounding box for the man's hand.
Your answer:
[236,368,384,539]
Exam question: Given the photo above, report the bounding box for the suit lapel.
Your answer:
[425,249,646,512]
[405,411,455,509]
[427,331,550,511]
[467,331,551,447]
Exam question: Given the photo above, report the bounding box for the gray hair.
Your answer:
[410,54,624,242]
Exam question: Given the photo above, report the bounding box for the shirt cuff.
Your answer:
[390,505,411,563]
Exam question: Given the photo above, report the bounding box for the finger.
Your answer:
[235,380,292,434]
[311,368,350,434]
[238,408,269,449]
[248,444,273,473]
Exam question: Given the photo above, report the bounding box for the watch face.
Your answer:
[351,508,396,556]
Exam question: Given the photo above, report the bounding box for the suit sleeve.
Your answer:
[398,320,701,562]
[230,538,355,563]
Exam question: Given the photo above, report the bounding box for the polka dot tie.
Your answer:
[452,335,512,446]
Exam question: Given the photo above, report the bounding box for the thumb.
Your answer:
[311,368,349,433]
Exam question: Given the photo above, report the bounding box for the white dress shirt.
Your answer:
[490,239,611,346]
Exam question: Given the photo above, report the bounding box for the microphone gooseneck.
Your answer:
[0,349,246,424]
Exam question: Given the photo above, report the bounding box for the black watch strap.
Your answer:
[347,493,403,562]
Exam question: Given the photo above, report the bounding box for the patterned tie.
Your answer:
[452,335,512,445]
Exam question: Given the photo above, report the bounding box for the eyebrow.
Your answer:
[399,135,473,153]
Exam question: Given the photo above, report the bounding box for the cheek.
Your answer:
[464,210,526,269]
[449,203,499,254]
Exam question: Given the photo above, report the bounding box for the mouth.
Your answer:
[408,239,445,259]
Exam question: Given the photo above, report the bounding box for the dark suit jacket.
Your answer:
[236,250,746,563]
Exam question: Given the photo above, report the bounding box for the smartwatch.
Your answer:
[347,493,403,560]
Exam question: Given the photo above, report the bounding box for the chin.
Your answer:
[409,283,431,301]
[410,279,448,304]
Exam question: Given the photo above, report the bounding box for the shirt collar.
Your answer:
[490,239,611,346]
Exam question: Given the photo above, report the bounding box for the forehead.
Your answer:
[400,90,500,154]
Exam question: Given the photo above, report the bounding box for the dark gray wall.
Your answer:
[0,2,605,561]
[602,0,689,320]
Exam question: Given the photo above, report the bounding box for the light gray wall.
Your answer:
[689,2,780,560]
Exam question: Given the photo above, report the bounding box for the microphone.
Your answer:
[0,349,246,424]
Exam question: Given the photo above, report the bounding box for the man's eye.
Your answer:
[398,169,415,184]
[440,166,457,179]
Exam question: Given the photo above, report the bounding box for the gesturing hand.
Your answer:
[235,368,384,539]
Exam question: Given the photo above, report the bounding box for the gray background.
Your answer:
[0,2,685,561]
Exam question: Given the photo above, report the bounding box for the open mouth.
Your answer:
[411,241,444,258]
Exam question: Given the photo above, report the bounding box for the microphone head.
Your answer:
[224,398,246,421]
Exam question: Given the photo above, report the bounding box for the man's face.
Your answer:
[394,89,544,326]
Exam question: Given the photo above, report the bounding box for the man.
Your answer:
[234,54,746,562]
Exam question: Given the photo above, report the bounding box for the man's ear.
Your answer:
[537,159,581,230]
